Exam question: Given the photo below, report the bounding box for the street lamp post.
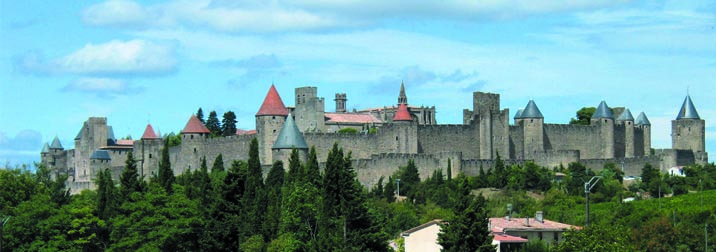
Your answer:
[396,179,401,199]
[585,176,602,227]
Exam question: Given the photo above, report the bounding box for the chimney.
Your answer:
[506,204,512,221]
[525,218,530,227]
[536,211,544,223]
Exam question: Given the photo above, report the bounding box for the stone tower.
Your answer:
[521,100,544,159]
[635,112,651,156]
[41,142,51,164]
[272,113,309,170]
[592,101,615,159]
[137,123,163,178]
[672,95,705,153]
[256,85,289,165]
[293,86,325,132]
[392,103,417,153]
[617,108,635,157]
[472,92,509,159]
[335,93,347,113]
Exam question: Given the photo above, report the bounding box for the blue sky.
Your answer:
[1,0,715,166]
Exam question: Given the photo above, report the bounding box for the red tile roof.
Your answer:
[141,124,160,139]
[116,139,134,145]
[393,103,412,121]
[236,129,257,135]
[492,232,528,243]
[325,113,382,124]
[182,115,211,134]
[489,217,577,232]
[256,85,289,116]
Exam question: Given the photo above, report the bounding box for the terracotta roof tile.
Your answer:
[393,103,412,121]
[116,139,134,145]
[236,129,257,135]
[489,217,577,232]
[325,113,382,124]
[256,85,289,116]
[141,124,160,139]
[492,232,528,243]
[182,115,211,134]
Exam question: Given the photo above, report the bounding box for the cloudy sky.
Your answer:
[1,0,715,166]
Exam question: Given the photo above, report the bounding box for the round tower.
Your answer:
[272,113,309,170]
[592,101,615,158]
[635,112,652,156]
[256,84,289,165]
[521,100,544,159]
[617,108,635,157]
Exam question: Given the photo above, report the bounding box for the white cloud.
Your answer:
[57,39,176,75]
[82,0,151,27]
[62,77,143,98]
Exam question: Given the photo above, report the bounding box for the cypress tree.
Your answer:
[383,176,396,202]
[438,175,495,252]
[304,146,321,188]
[446,157,452,181]
[285,148,302,185]
[241,138,266,241]
[119,151,141,202]
[158,139,175,194]
[197,107,205,124]
[399,159,420,197]
[206,111,221,137]
[211,153,224,174]
[97,168,117,220]
[264,160,285,240]
[221,111,237,137]
[493,151,506,188]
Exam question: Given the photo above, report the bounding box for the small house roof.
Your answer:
[325,113,382,124]
[489,217,577,232]
[676,95,700,120]
[393,103,412,121]
[521,100,544,118]
[141,124,160,139]
[617,108,634,121]
[90,150,111,160]
[50,136,63,149]
[401,219,442,236]
[256,84,289,116]
[593,101,614,119]
[272,114,309,150]
[182,115,211,134]
[635,112,651,125]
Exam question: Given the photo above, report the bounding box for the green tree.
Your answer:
[554,223,631,252]
[264,160,285,240]
[383,176,397,202]
[438,175,495,252]
[221,111,237,137]
[211,153,224,174]
[337,128,359,134]
[206,111,221,137]
[119,151,141,202]
[158,139,175,194]
[569,107,596,125]
[241,138,266,241]
[398,159,420,198]
[197,107,205,124]
[304,146,322,187]
[97,168,117,221]
[267,233,301,252]
[493,152,506,188]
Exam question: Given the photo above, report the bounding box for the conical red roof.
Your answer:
[256,85,289,116]
[393,103,412,121]
[182,115,211,134]
[141,124,160,139]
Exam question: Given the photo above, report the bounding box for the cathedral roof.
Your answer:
[182,115,211,134]
[676,95,700,120]
[393,103,412,121]
[90,150,111,160]
[635,112,651,125]
[592,101,614,119]
[514,109,524,119]
[256,84,289,116]
[141,124,160,139]
[617,108,634,121]
[50,136,63,149]
[41,143,50,153]
[521,100,544,118]
[273,114,308,150]
[325,113,382,124]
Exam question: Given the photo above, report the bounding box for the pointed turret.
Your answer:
[593,101,614,119]
[141,124,160,139]
[41,143,50,154]
[514,109,524,119]
[272,114,308,150]
[50,136,63,150]
[256,84,289,116]
[676,95,700,120]
[635,112,651,125]
[617,108,634,121]
[182,115,210,134]
[393,103,412,122]
[398,81,408,105]
[521,100,544,118]
[90,150,111,160]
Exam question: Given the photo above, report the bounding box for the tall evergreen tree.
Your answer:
[264,160,285,240]
[119,151,141,202]
[241,138,266,241]
[221,111,238,137]
[97,168,117,220]
[383,176,396,202]
[197,107,205,124]
[438,175,495,252]
[158,139,175,194]
[493,151,506,188]
[206,111,221,137]
[399,159,420,197]
[280,148,320,250]
[446,157,453,181]
[285,148,302,185]
[211,153,224,174]
[304,146,321,188]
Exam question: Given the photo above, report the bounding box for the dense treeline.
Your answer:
[2,143,716,251]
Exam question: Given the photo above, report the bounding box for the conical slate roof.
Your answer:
[635,112,651,125]
[41,143,50,153]
[256,84,289,116]
[141,124,160,139]
[592,101,614,119]
[521,100,544,118]
[617,108,634,121]
[514,109,524,119]
[676,95,700,120]
[272,114,308,150]
[393,103,412,121]
[90,150,111,160]
[182,115,211,134]
[398,81,408,104]
[50,136,63,149]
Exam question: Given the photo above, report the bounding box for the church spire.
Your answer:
[398,81,407,104]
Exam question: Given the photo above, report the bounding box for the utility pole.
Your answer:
[396,179,401,199]
[585,176,602,227]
